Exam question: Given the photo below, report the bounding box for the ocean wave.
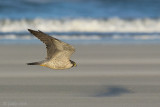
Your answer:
[0,34,101,40]
[1,33,160,41]
[1,18,160,32]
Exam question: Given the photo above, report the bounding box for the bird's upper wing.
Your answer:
[28,29,75,60]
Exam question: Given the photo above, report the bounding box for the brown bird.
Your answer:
[27,29,76,69]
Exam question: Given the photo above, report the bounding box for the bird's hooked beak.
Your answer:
[70,60,77,67]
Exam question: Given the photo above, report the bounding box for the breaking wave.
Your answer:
[1,33,160,41]
[0,34,101,40]
[1,18,160,44]
[1,18,160,32]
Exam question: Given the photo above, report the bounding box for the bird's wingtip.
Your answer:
[28,29,41,33]
[28,29,34,32]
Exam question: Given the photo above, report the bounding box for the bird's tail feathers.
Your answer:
[27,62,41,65]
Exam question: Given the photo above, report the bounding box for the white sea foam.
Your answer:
[1,34,160,41]
[0,35,101,40]
[0,35,31,40]
[112,35,160,40]
[1,18,160,32]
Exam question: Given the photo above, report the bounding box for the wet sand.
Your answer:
[0,44,160,107]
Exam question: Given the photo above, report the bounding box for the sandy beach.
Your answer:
[0,44,160,107]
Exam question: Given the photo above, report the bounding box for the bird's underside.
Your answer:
[27,29,76,70]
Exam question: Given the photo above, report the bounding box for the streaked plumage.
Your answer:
[27,29,76,69]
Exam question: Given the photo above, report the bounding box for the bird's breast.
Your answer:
[42,59,72,69]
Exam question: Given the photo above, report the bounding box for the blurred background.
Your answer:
[0,0,160,107]
[1,0,160,44]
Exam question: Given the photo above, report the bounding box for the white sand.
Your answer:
[0,44,160,107]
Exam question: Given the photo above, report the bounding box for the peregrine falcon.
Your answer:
[27,29,76,70]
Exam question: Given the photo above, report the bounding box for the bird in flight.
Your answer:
[27,29,76,70]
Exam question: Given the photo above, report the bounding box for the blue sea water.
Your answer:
[1,0,160,44]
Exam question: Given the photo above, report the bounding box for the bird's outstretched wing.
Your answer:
[28,29,75,60]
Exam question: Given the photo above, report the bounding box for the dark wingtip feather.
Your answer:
[28,29,33,32]
[28,29,36,33]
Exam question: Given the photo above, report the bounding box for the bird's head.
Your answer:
[70,60,77,67]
